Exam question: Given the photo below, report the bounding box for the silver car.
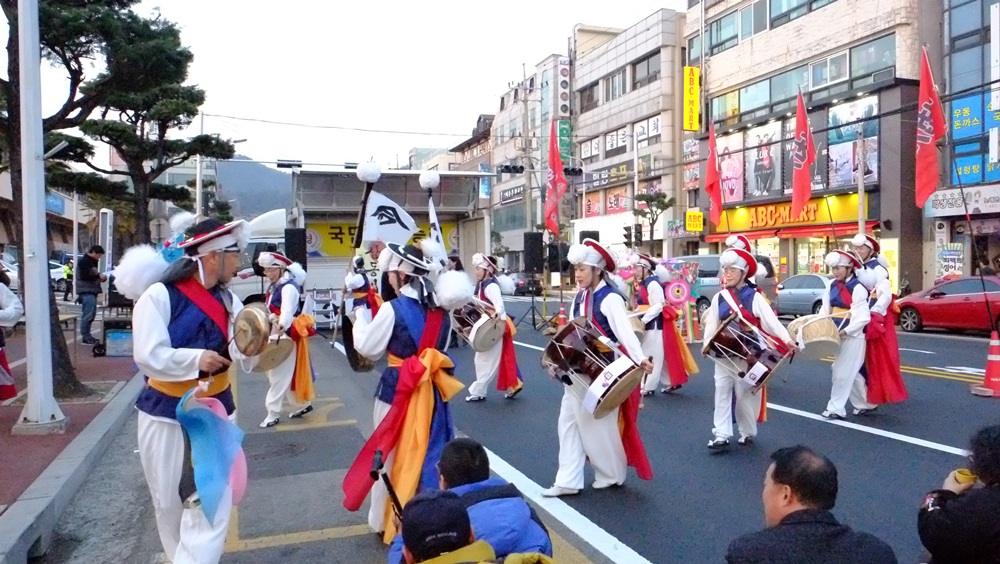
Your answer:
[774,273,832,316]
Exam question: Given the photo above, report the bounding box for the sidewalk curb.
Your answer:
[0,371,144,564]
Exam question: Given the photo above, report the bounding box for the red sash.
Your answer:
[640,282,688,387]
[725,289,789,356]
[175,278,229,339]
[834,281,854,308]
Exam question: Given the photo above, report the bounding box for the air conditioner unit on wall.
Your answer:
[872,68,895,83]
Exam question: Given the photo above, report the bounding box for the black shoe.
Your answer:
[707,437,731,450]
[81,337,97,345]
[660,385,683,394]
[641,390,653,397]
[290,404,313,418]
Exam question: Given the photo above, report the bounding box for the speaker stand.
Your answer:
[515,290,546,331]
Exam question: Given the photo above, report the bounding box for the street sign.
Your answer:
[685,210,704,232]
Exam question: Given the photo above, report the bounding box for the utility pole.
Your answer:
[856,123,866,235]
[521,64,533,234]
[14,0,66,434]
[195,111,204,218]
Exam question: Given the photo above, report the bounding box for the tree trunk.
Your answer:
[134,181,152,245]
[5,5,88,398]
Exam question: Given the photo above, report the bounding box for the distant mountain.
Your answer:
[215,156,293,219]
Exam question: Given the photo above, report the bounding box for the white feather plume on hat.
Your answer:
[418,238,447,276]
[377,246,393,272]
[434,270,475,310]
[112,245,169,301]
[169,211,197,238]
[567,243,604,268]
[286,262,307,286]
[607,272,628,294]
[496,273,516,295]
[655,263,670,283]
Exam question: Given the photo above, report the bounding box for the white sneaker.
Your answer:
[592,481,622,490]
[541,485,580,497]
[259,417,279,428]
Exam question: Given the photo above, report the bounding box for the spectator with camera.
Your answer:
[918,424,1000,563]
[389,438,552,564]
[726,445,896,563]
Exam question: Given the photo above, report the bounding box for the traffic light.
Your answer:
[499,164,525,174]
[634,224,643,246]
[563,166,583,177]
[623,225,633,247]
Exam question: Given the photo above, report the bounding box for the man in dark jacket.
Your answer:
[388,438,552,564]
[726,445,896,564]
[918,424,1000,563]
[76,245,106,344]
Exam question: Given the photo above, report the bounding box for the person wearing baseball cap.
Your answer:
[399,490,495,563]
[631,253,692,396]
[819,250,878,420]
[703,247,794,451]
[257,251,315,429]
[343,240,474,541]
[465,253,523,402]
[540,238,653,497]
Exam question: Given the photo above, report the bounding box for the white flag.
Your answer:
[427,192,448,269]
[363,190,418,246]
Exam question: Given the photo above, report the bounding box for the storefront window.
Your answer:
[744,122,782,200]
[795,237,830,274]
[756,237,781,278]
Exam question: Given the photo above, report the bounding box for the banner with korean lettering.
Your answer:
[305,221,458,257]
[683,66,701,132]
[949,93,1000,184]
[605,187,630,213]
[583,191,603,217]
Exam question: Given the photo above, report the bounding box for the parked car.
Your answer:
[49,261,68,292]
[774,273,832,316]
[673,254,778,318]
[897,276,1000,333]
[508,273,542,296]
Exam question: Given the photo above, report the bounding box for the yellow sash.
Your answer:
[291,314,316,404]
[148,371,230,398]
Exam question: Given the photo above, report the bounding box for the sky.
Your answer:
[15,0,687,170]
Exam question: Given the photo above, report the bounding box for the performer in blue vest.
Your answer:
[702,247,793,450]
[258,251,314,428]
[541,238,653,498]
[819,249,878,419]
[852,233,892,313]
[466,253,522,402]
[121,217,257,564]
[347,240,473,538]
[345,255,377,314]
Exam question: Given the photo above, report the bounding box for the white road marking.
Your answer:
[929,366,986,376]
[765,404,968,456]
[514,341,546,352]
[899,348,934,354]
[329,337,650,562]
[484,446,653,564]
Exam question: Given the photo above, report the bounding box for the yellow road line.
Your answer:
[816,358,983,384]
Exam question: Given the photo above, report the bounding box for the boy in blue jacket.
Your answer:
[388,438,552,563]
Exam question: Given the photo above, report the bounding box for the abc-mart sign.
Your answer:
[925,184,1000,217]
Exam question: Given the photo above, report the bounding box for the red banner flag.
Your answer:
[790,91,815,220]
[544,120,567,236]
[915,47,946,208]
[704,121,722,226]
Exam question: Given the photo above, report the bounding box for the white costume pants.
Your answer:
[826,336,876,417]
[553,387,627,490]
[468,340,502,397]
[712,363,761,440]
[264,347,306,419]
[368,399,395,532]
[640,329,665,393]
[137,410,233,564]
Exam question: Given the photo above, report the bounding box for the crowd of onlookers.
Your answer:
[391,425,1000,563]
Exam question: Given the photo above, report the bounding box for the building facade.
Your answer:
[487,53,572,271]
[450,115,495,270]
[923,0,1000,284]
[570,10,689,258]
[686,0,940,290]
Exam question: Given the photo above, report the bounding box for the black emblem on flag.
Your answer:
[916,101,935,146]
[791,132,809,171]
[372,205,410,229]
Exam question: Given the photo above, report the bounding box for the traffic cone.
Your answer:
[972,331,1000,397]
[557,304,568,327]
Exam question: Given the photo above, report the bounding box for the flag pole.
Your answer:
[948,141,996,331]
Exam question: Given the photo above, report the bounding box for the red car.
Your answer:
[896,276,1000,333]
